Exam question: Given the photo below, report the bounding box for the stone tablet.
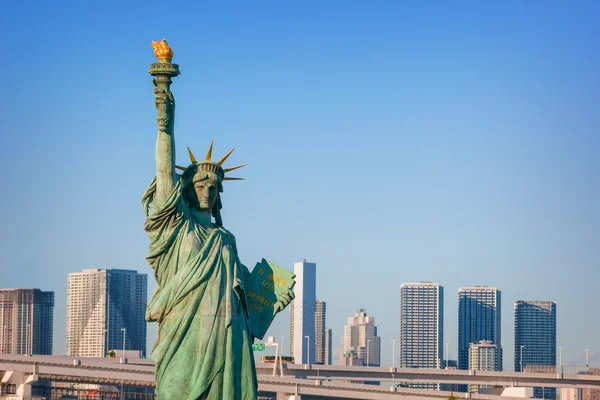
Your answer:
[246,259,296,340]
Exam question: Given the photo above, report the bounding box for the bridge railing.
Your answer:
[525,365,600,376]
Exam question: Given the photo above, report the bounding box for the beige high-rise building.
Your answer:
[468,340,500,392]
[66,269,147,357]
[582,368,600,400]
[340,350,364,366]
[557,368,600,400]
[562,388,580,400]
[469,340,499,371]
[340,309,380,366]
[0,289,54,355]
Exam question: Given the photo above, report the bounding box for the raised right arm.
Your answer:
[153,84,177,204]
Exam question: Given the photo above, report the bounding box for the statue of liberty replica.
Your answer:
[142,39,294,400]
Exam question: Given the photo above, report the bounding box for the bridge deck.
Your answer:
[1,354,599,399]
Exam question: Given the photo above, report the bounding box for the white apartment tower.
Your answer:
[340,309,381,366]
[400,282,444,369]
[66,269,147,357]
[289,260,316,364]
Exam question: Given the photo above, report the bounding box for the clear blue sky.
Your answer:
[1,1,599,370]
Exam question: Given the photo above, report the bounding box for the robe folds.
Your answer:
[142,177,258,400]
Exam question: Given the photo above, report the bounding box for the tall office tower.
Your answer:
[66,269,147,357]
[324,328,332,365]
[468,340,500,392]
[458,287,502,371]
[289,260,316,364]
[340,309,381,366]
[0,289,54,355]
[400,282,444,369]
[514,300,557,399]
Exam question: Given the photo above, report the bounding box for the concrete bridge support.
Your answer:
[276,394,301,400]
[1,370,38,400]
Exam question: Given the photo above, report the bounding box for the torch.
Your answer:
[149,39,180,133]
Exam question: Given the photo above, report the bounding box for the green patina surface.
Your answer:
[143,42,293,400]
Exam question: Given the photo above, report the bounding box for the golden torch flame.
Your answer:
[151,38,174,60]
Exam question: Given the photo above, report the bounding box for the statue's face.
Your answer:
[188,177,219,210]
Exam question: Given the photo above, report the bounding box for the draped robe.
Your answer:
[142,177,258,400]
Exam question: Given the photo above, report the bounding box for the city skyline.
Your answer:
[0,272,593,376]
[2,1,599,370]
[0,273,590,374]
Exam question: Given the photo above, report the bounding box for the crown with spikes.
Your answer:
[175,141,246,183]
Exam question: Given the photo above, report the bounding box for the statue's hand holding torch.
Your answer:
[153,83,175,133]
[149,39,179,134]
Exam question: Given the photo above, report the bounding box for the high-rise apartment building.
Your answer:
[289,260,316,364]
[290,299,331,363]
[468,340,500,392]
[0,289,54,355]
[314,300,332,365]
[514,300,557,399]
[66,269,147,357]
[314,300,325,364]
[469,340,499,371]
[340,309,380,367]
[400,282,444,369]
[458,286,502,371]
[324,328,332,366]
